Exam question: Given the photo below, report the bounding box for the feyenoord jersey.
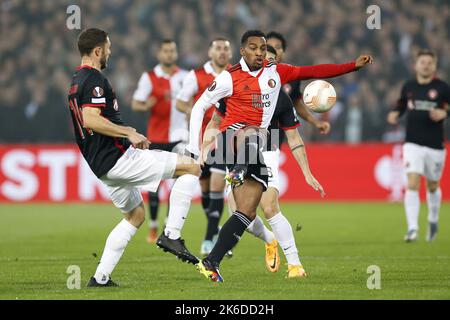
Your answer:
[133,64,188,143]
[216,89,300,151]
[67,65,130,178]
[177,61,229,135]
[395,78,450,149]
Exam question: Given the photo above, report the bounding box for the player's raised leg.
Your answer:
[156,155,201,264]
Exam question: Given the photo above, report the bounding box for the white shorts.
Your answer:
[262,149,280,192]
[100,147,178,213]
[403,142,447,181]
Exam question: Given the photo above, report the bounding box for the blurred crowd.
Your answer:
[0,0,449,143]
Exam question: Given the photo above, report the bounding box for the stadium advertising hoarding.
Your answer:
[0,144,449,202]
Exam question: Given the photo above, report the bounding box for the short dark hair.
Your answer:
[416,49,436,60]
[266,31,287,51]
[209,37,229,47]
[159,39,176,48]
[77,28,108,56]
[241,30,266,46]
[266,45,277,57]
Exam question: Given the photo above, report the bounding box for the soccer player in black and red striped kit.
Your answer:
[68,28,201,287]
[387,50,449,242]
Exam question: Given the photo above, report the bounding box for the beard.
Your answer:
[100,55,108,70]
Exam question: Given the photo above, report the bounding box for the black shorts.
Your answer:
[215,130,268,191]
[149,141,182,152]
[200,149,227,179]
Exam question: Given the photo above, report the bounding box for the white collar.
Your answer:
[239,57,262,77]
[203,61,218,76]
[154,64,175,79]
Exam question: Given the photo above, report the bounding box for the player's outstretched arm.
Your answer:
[284,128,325,197]
[278,55,374,84]
[83,107,150,149]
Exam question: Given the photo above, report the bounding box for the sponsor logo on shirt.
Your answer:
[252,93,271,108]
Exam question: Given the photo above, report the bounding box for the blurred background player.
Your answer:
[132,39,189,243]
[176,38,233,256]
[387,50,449,242]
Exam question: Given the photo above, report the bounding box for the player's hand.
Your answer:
[128,131,150,149]
[355,55,374,69]
[146,96,157,110]
[387,111,400,125]
[305,174,325,198]
[315,121,331,135]
[429,109,447,122]
[198,147,208,167]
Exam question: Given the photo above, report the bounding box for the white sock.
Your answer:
[164,174,198,240]
[404,190,420,231]
[427,188,441,224]
[267,212,301,266]
[94,219,137,284]
[149,219,158,229]
[246,215,275,243]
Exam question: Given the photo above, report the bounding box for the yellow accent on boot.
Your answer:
[286,264,307,278]
[265,240,280,273]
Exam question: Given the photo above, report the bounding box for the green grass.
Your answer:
[0,202,449,300]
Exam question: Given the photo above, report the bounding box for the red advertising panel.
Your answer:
[0,144,448,202]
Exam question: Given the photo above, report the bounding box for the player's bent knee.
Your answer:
[261,204,279,219]
[427,181,439,193]
[125,203,145,228]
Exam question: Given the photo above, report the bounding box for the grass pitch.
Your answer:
[0,202,449,300]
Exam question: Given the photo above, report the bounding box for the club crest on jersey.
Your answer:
[92,86,104,97]
[208,81,217,91]
[428,89,438,100]
[113,98,119,111]
[268,79,276,88]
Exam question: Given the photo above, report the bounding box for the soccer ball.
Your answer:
[303,80,337,113]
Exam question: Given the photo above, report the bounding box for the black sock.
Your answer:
[201,192,210,217]
[148,191,159,223]
[207,211,252,264]
[205,192,224,241]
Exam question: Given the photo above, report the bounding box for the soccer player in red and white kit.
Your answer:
[68,29,200,287]
[176,38,233,256]
[387,50,449,242]
[189,30,373,282]
[132,39,189,243]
